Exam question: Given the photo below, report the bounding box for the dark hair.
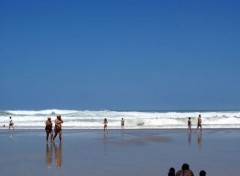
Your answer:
[168,167,175,176]
[199,170,206,176]
[182,163,189,170]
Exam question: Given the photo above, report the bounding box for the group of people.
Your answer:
[103,118,125,132]
[45,115,64,142]
[168,163,206,176]
[187,114,202,133]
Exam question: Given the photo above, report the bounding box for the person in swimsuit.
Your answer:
[53,115,63,142]
[195,114,202,133]
[45,117,53,142]
[187,117,192,132]
[121,118,125,130]
[103,118,108,132]
[9,117,14,130]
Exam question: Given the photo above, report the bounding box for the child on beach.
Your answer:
[45,117,53,142]
[9,117,14,130]
[53,115,63,142]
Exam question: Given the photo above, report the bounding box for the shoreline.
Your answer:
[0,129,240,176]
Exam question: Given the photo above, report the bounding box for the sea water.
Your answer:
[0,109,240,129]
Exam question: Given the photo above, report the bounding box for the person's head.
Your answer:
[182,163,190,170]
[199,170,206,176]
[199,114,201,118]
[169,167,175,173]
[122,118,123,120]
[57,115,61,120]
[48,117,51,121]
[189,117,191,120]
[10,117,11,119]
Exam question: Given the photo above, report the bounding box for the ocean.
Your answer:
[0,109,240,129]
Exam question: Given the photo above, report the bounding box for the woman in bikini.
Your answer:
[45,117,53,142]
[53,115,63,142]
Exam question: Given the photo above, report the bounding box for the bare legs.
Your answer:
[53,130,62,142]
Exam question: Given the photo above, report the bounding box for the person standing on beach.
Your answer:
[103,118,108,132]
[9,117,14,130]
[187,117,192,132]
[121,118,125,130]
[45,117,53,142]
[53,115,63,142]
[195,114,202,133]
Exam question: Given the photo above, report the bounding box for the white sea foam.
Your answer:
[0,110,240,129]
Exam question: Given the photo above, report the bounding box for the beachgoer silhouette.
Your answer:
[45,117,53,142]
[9,117,14,130]
[195,114,202,133]
[103,118,108,132]
[188,117,192,132]
[53,115,63,142]
[121,118,125,130]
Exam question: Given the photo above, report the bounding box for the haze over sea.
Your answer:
[1,109,240,129]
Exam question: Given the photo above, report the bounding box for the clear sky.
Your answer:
[0,0,240,110]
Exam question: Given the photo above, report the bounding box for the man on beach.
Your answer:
[195,114,202,133]
[9,117,14,130]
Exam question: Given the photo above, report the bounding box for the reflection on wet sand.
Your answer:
[198,133,202,149]
[54,142,62,168]
[45,143,53,168]
[45,142,63,168]
[188,132,192,146]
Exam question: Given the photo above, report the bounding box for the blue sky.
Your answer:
[0,0,240,110]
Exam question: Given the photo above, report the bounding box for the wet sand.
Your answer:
[0,129,239,176]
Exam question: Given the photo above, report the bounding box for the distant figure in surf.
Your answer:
[53,115,63,142]
[195,114,202,133]
[121,118,125,130]
[103,118,108,132]
[45,117,53,142]
[187,117,192,132]
[9,117,14,130]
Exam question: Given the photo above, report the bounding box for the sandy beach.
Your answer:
[0,129,239,176]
